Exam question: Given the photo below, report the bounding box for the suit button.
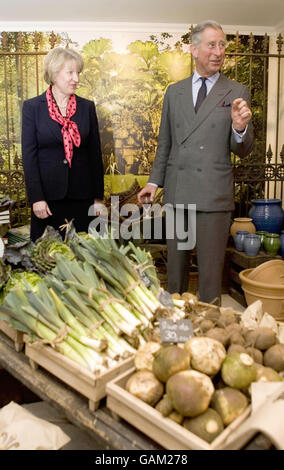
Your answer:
[176,124,180,128]
[197,168,202,172]
[200,146,204,150]
[63,159,68,164]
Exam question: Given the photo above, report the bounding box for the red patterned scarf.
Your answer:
[46,87,81,167]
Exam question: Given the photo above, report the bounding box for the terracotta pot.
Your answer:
[230,217,256,238]
[239,268,284,318]
[248,259,284,285]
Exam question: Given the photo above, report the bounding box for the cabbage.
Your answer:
[47,241,75,259]
[31,238,74,273]
[3,271,44,299]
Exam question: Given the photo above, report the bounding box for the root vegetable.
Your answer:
[171,293,181,300]
[211,387,248,426]
[200,319,215,333]
[184,337,226,375]
[152,345,190,383]
[246,347,263,364]
[134,341,161,371]
[155,394,173,417]
[166,370,214,417]
[225,324,243,334]
[221,352,257,389]
[126,370,164,406]
[217,311,236,328]
[255,363,283,382]
[205,308,220,321]
[205,328,229,347]
[168,411,183,424]
[181,292,197,302]
[227,344,247,355]
[229,332,245,346]
[183,408,224,443]
[263,344,284,372]
[245,327,276,351]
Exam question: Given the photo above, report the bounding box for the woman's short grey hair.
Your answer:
[191,20,225,47]
[44,47,84,85]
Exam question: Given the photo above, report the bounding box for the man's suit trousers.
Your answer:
[166,210,231,304]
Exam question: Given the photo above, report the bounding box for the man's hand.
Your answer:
[231,98,252,132]
[137,184,157,205]
[32,200,52,219]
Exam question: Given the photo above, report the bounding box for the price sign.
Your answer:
[159,318,194,343]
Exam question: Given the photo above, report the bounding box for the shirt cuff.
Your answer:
[148,182,158,187]
[232,124,248,142]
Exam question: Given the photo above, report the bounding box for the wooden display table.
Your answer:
[226,247,282,307]
[0,331,276,451]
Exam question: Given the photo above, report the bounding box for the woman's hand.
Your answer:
[93,198,105,216]
[32,200,52,219]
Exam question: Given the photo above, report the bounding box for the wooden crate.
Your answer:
[24,338,134,411]
[0,319,24,352]
[106,368,251,450]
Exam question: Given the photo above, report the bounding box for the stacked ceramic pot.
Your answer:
[248,198,284,257]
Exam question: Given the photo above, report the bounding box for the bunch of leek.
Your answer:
[72,231,163,322]
[0,281,122,373]
[46,256,146,348]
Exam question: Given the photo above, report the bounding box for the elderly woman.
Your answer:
[21,47,104,241]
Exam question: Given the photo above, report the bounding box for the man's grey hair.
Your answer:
[191,20,225,47]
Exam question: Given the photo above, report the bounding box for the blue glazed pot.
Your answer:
[234,230,249,251]
[249,199,284,234]
[243,233,261,256]
[281,231,284,259]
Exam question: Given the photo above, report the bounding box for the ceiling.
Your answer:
[1,0,284,32]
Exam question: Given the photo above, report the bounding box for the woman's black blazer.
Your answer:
[21,92,104,205]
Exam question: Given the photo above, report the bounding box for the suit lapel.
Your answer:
[190,74,232,134]
[177,74,232,144]
[40,92,62,143]
[72,96,83,131]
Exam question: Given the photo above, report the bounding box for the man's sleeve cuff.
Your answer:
[232,124,248,142]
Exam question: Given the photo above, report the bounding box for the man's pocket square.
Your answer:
[219,101,231,107]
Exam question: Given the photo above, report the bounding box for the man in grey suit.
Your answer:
[138,20,254,304]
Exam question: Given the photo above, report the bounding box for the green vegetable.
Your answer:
[31,237,74,273]
[2,271,43,301]
[221,352,257,389]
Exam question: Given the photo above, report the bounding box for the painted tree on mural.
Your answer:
[77,37,191,177]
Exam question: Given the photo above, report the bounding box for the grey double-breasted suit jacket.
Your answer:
[149,73,254,211]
